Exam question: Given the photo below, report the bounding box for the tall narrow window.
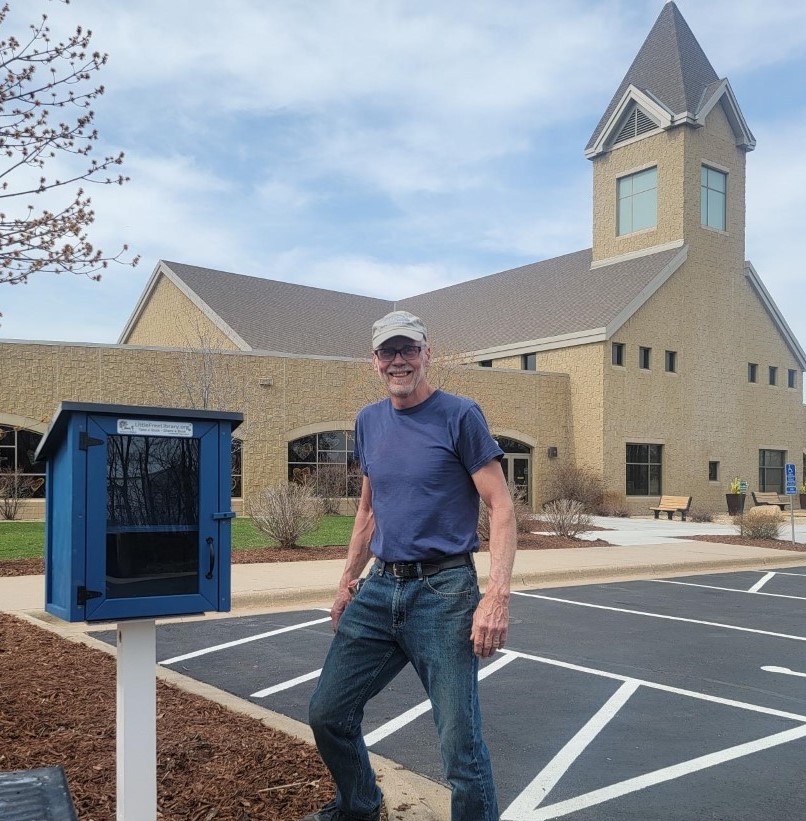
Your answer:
[769,366,778,386]
[617,167,657,235]
[626,444,662,496]
[748,363,758,383]
[665,350,677,373]
[708,461,719,482]
[522,353,536,371]
[231,438,242,497]
[789,369,797,389]
[639,346,651,369]
[612,342,625,366]
[701,165,726,231]
[759,450,785,493]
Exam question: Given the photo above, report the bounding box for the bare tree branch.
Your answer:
[0,0,139,312]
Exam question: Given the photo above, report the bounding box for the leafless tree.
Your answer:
[0,1,138,306]
[0,467,36,519]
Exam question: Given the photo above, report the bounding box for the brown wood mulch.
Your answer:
[0,613,344,821]
[0,531,612,578]
[685,534,806,552]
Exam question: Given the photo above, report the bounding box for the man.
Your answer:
[302,310,516,821]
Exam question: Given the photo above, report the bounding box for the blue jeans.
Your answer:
[308,560,499,821]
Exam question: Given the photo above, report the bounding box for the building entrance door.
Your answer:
[494,436,531,506]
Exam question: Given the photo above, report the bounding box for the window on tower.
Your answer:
[617,167,657,236]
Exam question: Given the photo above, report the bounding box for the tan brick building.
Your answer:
[2,2,804,518]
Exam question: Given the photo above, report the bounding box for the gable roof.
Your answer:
[121,245,690,359]
[586,2,753,157]
[128,261,395,358]
[744,263,806,370]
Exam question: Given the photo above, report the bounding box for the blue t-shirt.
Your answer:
[354,389,503,562]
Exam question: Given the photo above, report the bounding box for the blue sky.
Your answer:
[1,0,806,351]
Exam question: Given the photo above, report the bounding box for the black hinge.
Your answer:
[77,586,102,606]
[79,432,104,451]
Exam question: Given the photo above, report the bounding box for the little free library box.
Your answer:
[35,402,242,622]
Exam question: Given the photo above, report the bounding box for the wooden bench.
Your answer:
[751,491,791,511]
[649,495,692,521]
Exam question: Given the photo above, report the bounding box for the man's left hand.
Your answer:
[471,591,510,657]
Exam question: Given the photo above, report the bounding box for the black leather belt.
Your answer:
[376,553,473,579]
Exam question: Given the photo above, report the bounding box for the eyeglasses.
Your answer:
[374,344,423,362]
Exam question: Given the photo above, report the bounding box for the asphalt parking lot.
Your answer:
[94,565,806,820]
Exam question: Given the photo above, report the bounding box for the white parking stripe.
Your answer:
[748,571,776,593]
[504,650,806,723]
[761,666,806,679]
[512,591,806,643]
[503,724,806,820]
[503,681,639,819]
[159,615,331,665]
[252,668,323,697]
[648,579,806,602]
[363,651,518,747]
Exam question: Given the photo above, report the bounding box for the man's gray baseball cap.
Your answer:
[372,311,427,349]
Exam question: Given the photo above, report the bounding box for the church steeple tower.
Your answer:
[587,2,754,264]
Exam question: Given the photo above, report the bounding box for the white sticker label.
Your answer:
[116,419,194,437]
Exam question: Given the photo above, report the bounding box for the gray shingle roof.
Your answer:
[397,247,682,353]
[586,1,719,151]
[163,261,393,358]
[161,246,684,358]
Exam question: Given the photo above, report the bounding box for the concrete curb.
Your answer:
[230,552,806,611]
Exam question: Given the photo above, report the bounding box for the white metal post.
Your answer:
[117,619,157,821]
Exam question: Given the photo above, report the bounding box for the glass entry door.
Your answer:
[501,456,530,501]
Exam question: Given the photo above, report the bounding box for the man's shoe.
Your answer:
[299,798,381,821]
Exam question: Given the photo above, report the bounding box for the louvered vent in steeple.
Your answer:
[613,105,659,145]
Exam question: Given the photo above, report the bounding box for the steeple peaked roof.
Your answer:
[586,2,719,152]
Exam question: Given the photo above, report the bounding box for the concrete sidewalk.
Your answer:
[3,540,805,616]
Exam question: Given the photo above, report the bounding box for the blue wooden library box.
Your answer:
[35,402,242,622]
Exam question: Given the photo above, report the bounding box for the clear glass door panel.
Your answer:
[513,457,529,499]
[105,435,200,598]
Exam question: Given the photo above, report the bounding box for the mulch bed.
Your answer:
[0,531,612,578]
[686,534,806,552]
[0,613,343,821]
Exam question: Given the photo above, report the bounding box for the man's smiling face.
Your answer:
[373,335,432,405]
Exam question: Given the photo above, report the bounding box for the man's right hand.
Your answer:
[330,587,352,631]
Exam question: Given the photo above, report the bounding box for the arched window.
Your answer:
[288,430,361,497]
[0,425,46,497]
[231,438,242,498]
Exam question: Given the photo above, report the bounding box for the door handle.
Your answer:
[205,536,215,580]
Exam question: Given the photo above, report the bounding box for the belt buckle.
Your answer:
[392,562,417,579]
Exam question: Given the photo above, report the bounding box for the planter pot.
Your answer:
[726,493,746,515]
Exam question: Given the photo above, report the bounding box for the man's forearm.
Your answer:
[484,505,517,597]
[339,507,375,589]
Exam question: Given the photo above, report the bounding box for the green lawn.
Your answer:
[0,516,355,561]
